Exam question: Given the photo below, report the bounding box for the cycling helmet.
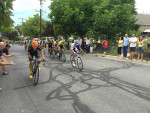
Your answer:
[33,38,39,41]
[74,40,79,45]
[31,41,38,47]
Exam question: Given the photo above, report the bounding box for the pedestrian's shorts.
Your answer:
[138,47,144,53]
[103,47,107,52]
[130,47,136,52]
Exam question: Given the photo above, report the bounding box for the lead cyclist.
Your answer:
[70,40,82,66]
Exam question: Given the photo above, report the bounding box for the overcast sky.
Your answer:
[12,0,150,26]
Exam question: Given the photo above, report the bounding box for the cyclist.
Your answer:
[47,38,53,56]
[58,39,66,57]
[28,41,46,79]
[53,39,59,54]
[71,40,82,66]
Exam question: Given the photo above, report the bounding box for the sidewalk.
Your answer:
[91,53,150,66]
[65,49,150,66]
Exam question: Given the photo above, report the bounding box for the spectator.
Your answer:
[137,36,144,61]
[123,34,129,58]
[3,44,14,57]
[147,39,150,61]
[79,36,82,49]
[0,42,15,75]
[129,34,137,60]
[102,39,108,56]
[86,37,90,53]
[90,39,93,54]
[116,36,123,58]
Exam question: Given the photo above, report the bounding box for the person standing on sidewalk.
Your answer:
[86,37,90,53]
[137,36,144,61]
[147,39,150,61]
[123,34,129,58]
[116,36,123,58]
[129,34,137,60]
[79,36,82,49]
[90,39,93,54]
[102,39,108,56]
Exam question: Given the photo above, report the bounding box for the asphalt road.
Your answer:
[0,45,150,113]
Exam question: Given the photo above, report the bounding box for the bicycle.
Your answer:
[70,52,83,71]
[25,44,28,51]
[58,48,66,62]
[52,47,61,60]
[32,57,45,85]
[48,47,54,59]
[42,48,45,55]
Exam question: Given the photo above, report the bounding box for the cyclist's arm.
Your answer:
[28,53,32,59]
[40,50,45,60]
[3,53,13,57]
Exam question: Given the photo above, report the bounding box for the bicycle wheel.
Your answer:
[60,52,66,62]
[49,49,54,59]
[33,64,39,85]
[70,54,73,62]
[77,57,83,71]
[50,52,54,59]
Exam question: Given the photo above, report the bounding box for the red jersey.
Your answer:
[102,40,108,48]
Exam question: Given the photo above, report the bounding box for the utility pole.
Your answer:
[18,18,26,39]
[39,0,46,38]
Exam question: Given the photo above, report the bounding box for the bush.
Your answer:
[109,46,118,56]
[13,36,23,41]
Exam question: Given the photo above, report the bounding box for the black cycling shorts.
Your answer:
[60,45,63,49]
[29,52,41,61]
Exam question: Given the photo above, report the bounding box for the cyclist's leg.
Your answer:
[36,52,41,65]
[29,57,33,72]
[29,56,33,78]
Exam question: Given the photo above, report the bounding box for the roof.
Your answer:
[136,13,150,25]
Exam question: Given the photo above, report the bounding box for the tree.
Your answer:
[15,24,22,35]
[49,0,95,37]
[0,0,14,32]
[49,0,137,41]
[42,21,55,37]
[2,30,18,40]
[21,14,47,38]
[92,0,137,41]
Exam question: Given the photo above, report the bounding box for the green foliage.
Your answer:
[15,25,22,35]
[49,0,95,36]
[49,0,137,40]
[0,0,14,32]
[109,46,118,56]
[1,30,18,40]
[42,22,55,37]
[21,14,47,38]
[13,36,24,41]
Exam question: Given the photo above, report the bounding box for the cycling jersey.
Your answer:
[28,46,42,60]
[53,41,58,47]
[28,41,32,47]
[48,42,53,48]
[71,43,80,52]
[59,40,64,45]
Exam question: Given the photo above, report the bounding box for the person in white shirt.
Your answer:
[129,34,137,60]
[79,36,82,49]
[86,37,90,53]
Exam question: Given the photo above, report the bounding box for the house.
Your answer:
[136,13,150,32]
